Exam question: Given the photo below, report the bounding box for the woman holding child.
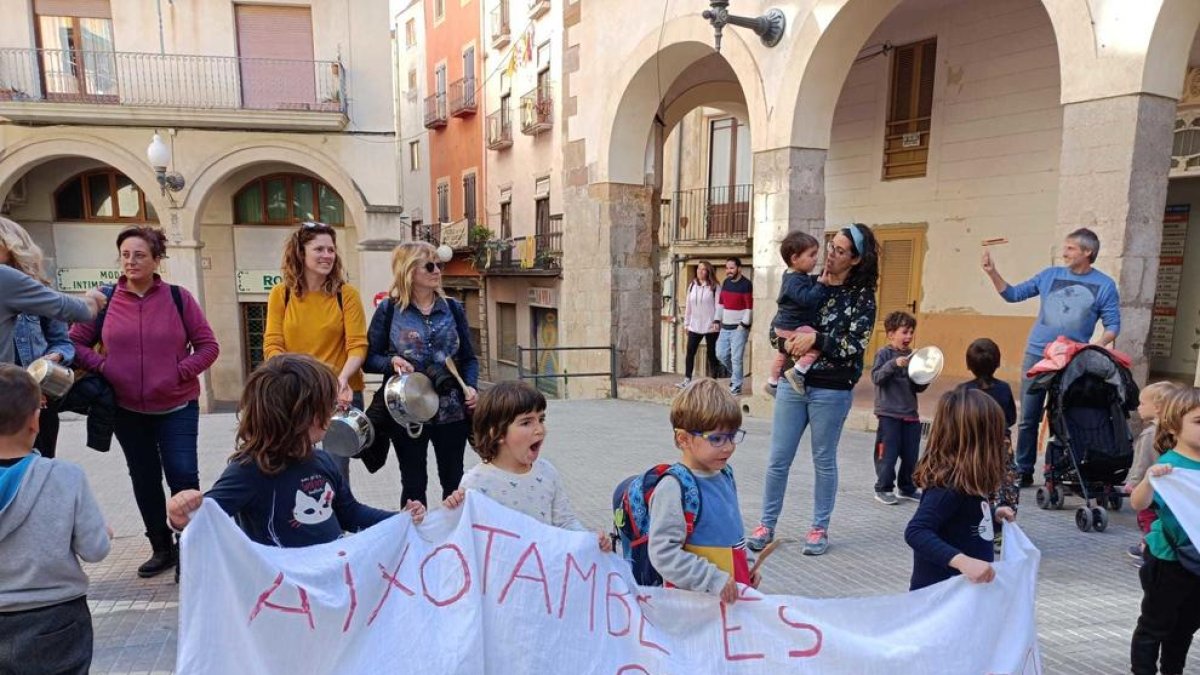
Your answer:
[365,241,478,506]
[747,224,879,556]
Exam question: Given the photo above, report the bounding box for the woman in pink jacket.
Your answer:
[676,260,721,388]
[70,227,219,579]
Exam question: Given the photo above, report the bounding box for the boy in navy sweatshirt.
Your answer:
[870,311,928,505]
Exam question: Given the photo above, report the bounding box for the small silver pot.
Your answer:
[384,372,439,429]
[325,407,375,458]
[27,358,74,399]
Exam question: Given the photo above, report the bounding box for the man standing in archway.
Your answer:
[712,257,753,395]
[981,228,1121,487]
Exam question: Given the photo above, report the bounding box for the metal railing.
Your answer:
[423,92,447,128]
[663,184,753,241]
[486,107,513,149]
[520,82,552,134]
[411,221,441,244]
[490,1,511,47]
[448,77,476,116]
[517,345,617,399]
[0,48,344,112]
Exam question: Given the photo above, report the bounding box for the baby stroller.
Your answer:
[1031,345,1139,532]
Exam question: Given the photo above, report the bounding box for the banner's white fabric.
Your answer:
[177,493,1043,674]
[1151,467,1200,545]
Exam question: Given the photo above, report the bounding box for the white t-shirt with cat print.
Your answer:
[460,459,587,531]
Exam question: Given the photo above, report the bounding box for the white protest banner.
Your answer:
[1151,467,1200,544]
[177,493,1042,674]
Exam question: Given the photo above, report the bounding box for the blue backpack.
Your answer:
[611,462,732,587]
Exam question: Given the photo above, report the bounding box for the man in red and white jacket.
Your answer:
[710,257,753,395]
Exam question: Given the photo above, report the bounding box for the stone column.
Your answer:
[1055,94,1176,384]
[744,147,827,418]
[559,181,657,398]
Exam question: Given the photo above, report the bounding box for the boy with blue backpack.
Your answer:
[612,378,758,603]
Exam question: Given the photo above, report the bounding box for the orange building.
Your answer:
[422,0,486,370]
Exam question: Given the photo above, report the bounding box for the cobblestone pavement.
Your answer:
[70,398,1141,674]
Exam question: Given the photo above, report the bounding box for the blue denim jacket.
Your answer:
[13,314,74,367]
[365,297,479,424]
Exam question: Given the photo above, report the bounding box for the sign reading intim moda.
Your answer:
[236,270,284,295]
[56,268,121,292]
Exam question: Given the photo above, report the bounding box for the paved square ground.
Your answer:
[68,398,1142,673]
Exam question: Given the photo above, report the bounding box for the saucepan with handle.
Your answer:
[384,372,440,438]
[324,407,375,458]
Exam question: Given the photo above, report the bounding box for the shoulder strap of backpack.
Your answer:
[337,289,344,312]
[664,463,703,536]
[169,284,184,320]
[284,287,290,309]
[92,285,117,344]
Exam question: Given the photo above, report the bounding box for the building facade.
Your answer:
[396,0,433,236]
[558,0,1200,410]
[0,0,405,409]
[479,0,564,392]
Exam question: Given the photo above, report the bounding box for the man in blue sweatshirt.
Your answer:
[981,228,1121,487]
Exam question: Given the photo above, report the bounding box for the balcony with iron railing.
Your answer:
[0,48,346,130]
[423,92,447,128]
[490,2,512,49]
[411,221,442,245]
[484,214,562,275]
[486,107,513,150]
[661,185,752,243]
[449,77,476,117]
[520,82,552,135]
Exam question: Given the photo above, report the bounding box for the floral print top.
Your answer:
[806,283,877,391]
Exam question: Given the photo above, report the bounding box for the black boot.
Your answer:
[138,532,178,578]
[173,533,181,584]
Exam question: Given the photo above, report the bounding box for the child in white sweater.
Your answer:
[443,381,611,552]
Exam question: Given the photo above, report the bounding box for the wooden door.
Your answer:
[867,227,925,361]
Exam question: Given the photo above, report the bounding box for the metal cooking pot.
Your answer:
[384,372,439,429]
[907,346,945,386]
[325,407,375,458]
[27,357,74,399]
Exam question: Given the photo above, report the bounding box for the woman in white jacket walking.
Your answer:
[677,260,721,388]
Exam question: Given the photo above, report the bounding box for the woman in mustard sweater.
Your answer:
[263,222,367,484]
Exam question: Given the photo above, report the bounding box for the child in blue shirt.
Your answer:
[905,388,1016,591]
[167,354,424,547]
[1129,387,1200,675]
[648,379,759,603]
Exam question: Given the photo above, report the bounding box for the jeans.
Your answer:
[715,327,748,389]
[684,331,720,380]
[760,384,854,531]
[1015,352,1045,474]
[1131,553,1200,674]
[389,419,470,506]
[0,596,92,675]
[874,416,921,493]
[113,401,200,540]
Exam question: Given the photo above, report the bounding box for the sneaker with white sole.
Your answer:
[784,369,806,394]
[747,524,774,552]
[896,489,922,502]
[874,491,899,505]
[801,527,828,556]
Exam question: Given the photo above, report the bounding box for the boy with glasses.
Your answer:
[646,379,759,604]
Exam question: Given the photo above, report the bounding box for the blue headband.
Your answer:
[847,224,865,256]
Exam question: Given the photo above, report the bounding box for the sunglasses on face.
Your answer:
[423,261,446,273]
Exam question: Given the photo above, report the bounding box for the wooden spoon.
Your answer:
[444,357,469,393]
[749,540,781,579]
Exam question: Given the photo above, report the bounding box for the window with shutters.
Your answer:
[234,4,316,109]
[405,19,416,47]
[437,180,450,223]
[409,141,421,171]
[463,172,477,226]
[883,38,936,180]
[434,0,446,22]
[497,302,518,363]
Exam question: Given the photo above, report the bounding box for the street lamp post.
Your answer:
[146,132,185,195]
[702,1,786,53]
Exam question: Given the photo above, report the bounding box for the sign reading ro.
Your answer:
[237,270,284,294]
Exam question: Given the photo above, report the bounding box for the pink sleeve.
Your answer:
[176,289,220,380]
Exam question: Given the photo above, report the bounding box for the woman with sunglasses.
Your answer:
[746,224,879,557]
[365,242,478,506]
[263,222,368,485]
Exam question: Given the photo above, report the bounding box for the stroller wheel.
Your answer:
[1051,485,1066,510]
[1075,507,1093,532]
[1035,487,1050,510]
[1107,494,1123,511]
[1092,507,1109,533]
